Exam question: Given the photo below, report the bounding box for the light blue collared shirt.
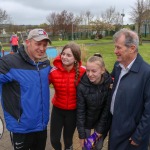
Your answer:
[110,58,136,114]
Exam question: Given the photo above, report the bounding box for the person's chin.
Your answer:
[116,58,121,62]
[62,62,69,66]
[62,60,68,63]
[89,79,95,83]
[38,54,44,58]
[116,56,121,60]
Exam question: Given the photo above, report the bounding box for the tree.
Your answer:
[46,10,81,39]
[101,6,122,25]
[85,11,93,38]
[129,0,148,44]
[0,8,10,24]
[101,6,122,34]
[46,12,58,36]
[90,19,114,38]
[144,0,150,21]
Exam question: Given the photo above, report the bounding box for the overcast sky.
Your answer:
[0,0,136,25]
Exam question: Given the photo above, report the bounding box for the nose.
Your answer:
[40,45,46,52]
[88,71,92,77]
[62,54,67,58]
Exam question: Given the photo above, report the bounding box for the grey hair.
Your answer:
[113,28,139,52]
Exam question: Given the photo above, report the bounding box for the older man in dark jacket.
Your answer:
[109,28,150,150]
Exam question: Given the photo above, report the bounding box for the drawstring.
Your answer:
[10,132,14,146]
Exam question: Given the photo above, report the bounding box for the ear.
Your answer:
[130,45,136,53]
[101,67,105,74]
[25,39,30,45]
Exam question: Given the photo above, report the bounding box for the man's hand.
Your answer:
[129,138,139,146]
[95,132,102,138]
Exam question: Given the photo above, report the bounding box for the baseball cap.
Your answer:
[27,28,51,43]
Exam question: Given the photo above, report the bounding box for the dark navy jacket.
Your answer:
[109,54,150,150]
[0,45,51,133]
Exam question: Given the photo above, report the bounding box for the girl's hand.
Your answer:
[95,132,102,138]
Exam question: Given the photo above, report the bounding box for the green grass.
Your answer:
[51,40,150,72]
[2,39,112,51]
[84,43,150,72]
[51,39,112,47]
[2,39,150,72]
[1,46,10,51]
[84,44,115,72]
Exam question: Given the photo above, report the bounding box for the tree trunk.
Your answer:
[139,34,143,45]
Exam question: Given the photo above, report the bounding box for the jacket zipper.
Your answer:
[18,83,21,123]
[36,63,44,129]
[67,72,70,108]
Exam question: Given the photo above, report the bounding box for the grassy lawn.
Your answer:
[83,43,150,72]
[51,39,113,47]
[1,39,112,50]
[2,39,150,72]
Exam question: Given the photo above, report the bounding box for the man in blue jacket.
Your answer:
[109,28,150,150]
[0,29,51,150]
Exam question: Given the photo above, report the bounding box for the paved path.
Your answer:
[0,88,108,150]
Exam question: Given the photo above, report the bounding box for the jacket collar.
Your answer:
[115,53,143,73]
[129,53,143,73]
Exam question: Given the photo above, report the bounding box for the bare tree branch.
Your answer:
[0,8,10,24]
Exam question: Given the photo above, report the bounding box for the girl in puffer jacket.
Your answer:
[49,42,86,150]
[76,53,113,150]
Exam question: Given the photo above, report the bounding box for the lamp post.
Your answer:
[72,22,74,40]
[121,10,125,28]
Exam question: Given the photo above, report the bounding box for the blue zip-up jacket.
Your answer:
[0,44,51,133]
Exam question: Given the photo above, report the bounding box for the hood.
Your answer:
[80,70,112,87]
[53,55,82,71]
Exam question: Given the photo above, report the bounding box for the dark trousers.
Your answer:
[12,45,18,53]
[50,106,76,150]
[11,129,47,150]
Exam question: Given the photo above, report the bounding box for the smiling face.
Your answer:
[61,48,76,69]
[114,33,137,68]
[86,61,105,84]
[26,39,48,62]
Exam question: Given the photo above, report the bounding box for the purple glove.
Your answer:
[84,132,99,150]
